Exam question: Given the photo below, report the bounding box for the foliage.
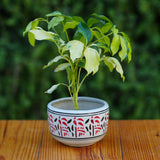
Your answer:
[0,0,160,119]
[23,11,131,110]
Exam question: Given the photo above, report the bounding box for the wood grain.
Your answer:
[0,120,160,160]
[119,120,160,160]
[0,120,44,160]
[38,120,123,160]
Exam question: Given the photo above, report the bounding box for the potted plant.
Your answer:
[23,11,132,147]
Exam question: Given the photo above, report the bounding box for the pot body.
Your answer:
[47,97,109,147]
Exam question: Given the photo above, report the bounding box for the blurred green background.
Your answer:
[0,0,160,119]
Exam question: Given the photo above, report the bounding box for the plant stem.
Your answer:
[72,68,79,110]
[78,73,88,92]
[73,89,79,110]
[77,67,81,86]
[89,32,113,46]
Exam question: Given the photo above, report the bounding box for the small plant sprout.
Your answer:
[23,11,132,110]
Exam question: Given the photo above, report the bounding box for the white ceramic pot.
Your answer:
[47,97,109,147]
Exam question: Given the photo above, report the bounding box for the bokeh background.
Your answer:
[0,0,160,119]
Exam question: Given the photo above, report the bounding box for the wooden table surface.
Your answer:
[0,120,160,160]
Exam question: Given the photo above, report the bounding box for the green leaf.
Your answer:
[48,16,64,30]
[73,31,86,44]
[32,19,39,29]
[92,29,110,46]
[101,23,113,33]
[46,11,62,17]
[120,32,130,42]
[127,41,132,62]
[92,42,110,53]
[103,57,115,72]
[64,21,79,30]
[112,25,119,35]
[92,30,100,39]
[30,29,54,40]
[28,32,35,46]
[84,47,100,74]
[23,18,46,36]
[77,22,91,43]
[111,34,120,55]
[119,32,132,62]
[119,36,128,61]
[87,17,100,27]
[63,16,73,22]
[78,59,85,68]
[103,56,125,81]
[92,13,111,23]
[23,21,32,36]
[53,34,65,47]
[45,84,60,94]
[43,55,64,69]
[72,16,85,23]
[66,40,84,62]
[54,63,70,72]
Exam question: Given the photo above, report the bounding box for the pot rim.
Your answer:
[47,96,109,114]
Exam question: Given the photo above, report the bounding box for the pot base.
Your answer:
[52,134,106,147]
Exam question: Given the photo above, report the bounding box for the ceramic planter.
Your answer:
[47,97,109,147]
